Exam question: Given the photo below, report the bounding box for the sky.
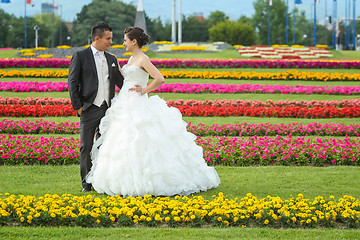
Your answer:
[0,0,358,24]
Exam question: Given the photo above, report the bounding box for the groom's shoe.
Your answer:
[82,183,93,192]
[82,188,92,192]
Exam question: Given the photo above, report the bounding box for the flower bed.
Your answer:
[186,122,360,137]
[166,99,360,108]
[0,97,71,105]
[153,83,360,95]
[170,46,206,51]
[0,192,359,228]
[0,119,79,134]
[200,135,359,166]
[236,46,333,59]
[2,97,359,108]
[1,119,359,137]
[0,81,68,92]
[0,134,79,165]
[17,46,131,59]
[1,134,358,166]
[1,58,360,69]
[175,105,360,118]
[0,105,76,117]
[1,104,359,118]
[0,70,68,78]
[160,70,360,82]
[149,42,228,52]
[2,69,360,82]
[2,81,360,95]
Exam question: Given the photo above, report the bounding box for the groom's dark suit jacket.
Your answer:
[68,47,124,112]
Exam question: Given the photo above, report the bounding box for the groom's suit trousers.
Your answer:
[80,102,108,190]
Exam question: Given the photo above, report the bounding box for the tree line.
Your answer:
[0,0,357,48]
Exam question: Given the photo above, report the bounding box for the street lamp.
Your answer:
[59,5,62,45]
[67,36,71,46]
[303,34,308,46]
[34,25,40,48]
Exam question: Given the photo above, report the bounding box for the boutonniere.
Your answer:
[111,63,116,67]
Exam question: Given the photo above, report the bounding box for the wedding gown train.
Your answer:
[85,63,220,197]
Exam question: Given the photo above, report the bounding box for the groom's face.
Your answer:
[95,30,113,51]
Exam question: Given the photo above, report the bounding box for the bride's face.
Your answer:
[123,34,136,51]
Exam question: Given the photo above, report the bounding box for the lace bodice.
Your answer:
[121,64,149,89]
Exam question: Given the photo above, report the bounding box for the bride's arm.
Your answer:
[130,56,165,94]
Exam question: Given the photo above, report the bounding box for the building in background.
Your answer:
[41,2,59,15]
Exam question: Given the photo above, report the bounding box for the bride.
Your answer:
[85,26,220,197]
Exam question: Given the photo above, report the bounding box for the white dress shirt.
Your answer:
[91,45,110,107]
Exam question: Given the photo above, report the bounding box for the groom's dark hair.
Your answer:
[91,23,112,41]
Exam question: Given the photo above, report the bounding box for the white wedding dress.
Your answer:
[85,63,220,197]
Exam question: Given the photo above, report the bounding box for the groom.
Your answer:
[68,23,124,192]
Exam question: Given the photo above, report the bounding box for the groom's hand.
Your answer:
[77,107,83,116]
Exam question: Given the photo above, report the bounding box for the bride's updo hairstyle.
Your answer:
[124,27,150,48]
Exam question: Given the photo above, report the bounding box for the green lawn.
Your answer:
[1,91,359,102]
[1,226,359,240]
[1,165,359,202]
[329,50,360,60]
[0,49,18,58]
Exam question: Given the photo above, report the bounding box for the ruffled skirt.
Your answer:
[86,90,220,196]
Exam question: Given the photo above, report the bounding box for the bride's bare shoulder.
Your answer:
[139,53,151,65]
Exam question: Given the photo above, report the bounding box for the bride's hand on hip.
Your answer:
[129,84,143,94]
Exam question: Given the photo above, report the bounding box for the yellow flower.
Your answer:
[170,46,206,51]
[264,219,269,225]
[57,45,71,49]
[112,44,125,48]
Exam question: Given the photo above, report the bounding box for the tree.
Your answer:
[4,15,39,48]
[147,17,171,41]
[182,16,210,42]
[238,15,253,26]
[209,20,256,45]
[71,0,136,46]
[208,11,229,26]
[55,22,70,46]
[252,0,287,45]
[0,9,13,48]
[33,13,62,47]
